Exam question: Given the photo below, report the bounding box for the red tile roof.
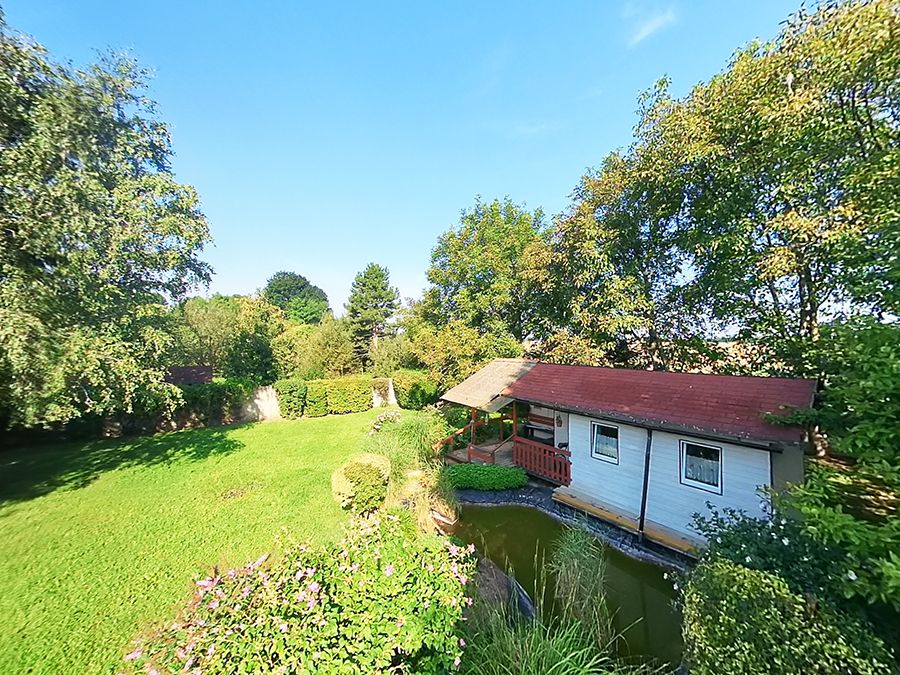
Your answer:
[503,363,816,444]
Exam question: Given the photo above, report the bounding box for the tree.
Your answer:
[272,315,357,380]
[425,197,547,342]
[172,295,241,373]
[262,271,329,324]
[0,19,210,427]
[222,296,284,383]
[344,264,399,367]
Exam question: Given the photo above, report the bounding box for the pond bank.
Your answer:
[454,483,694,573]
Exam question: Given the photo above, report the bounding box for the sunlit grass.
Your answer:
[0,409,384,674]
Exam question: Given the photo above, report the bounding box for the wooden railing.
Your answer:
[512,436,571,486]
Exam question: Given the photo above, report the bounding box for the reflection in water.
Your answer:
[449,504,682,665]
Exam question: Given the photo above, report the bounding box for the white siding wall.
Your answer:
[644,431,771,541]
[568,414,647,519]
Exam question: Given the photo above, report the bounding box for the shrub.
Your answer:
[396,408,452,462]
[122,512,476,675]
[326,375,373,414]
[272,377,307,419]
[682,558,894,675]
[343,462,388,513]
[305,379,328,417]
[445,464,528,491]
[175,377,255,426]
[393,369,441,410]
[331,453,391,511]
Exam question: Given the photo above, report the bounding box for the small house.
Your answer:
[439,358,816,554]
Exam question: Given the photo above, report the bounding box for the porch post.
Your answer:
[467,406,477,461]
[511,403,518,441]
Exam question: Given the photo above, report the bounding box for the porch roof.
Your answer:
[439,358,536,412]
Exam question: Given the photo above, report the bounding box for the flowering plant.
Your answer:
[121,510,476,674]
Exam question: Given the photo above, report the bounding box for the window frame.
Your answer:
[590,421,620,465]
[679,440,723,494]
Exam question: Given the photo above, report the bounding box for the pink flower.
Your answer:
[449,544,459,556]
[208,599,219,610]
[207,644,216,656]
[454,656,462,668]
[308,581,320,593]
[384,564,394,577]
[279,622,289,633]
[460,638,466,648]
[458,574,468,585]
[123,649,142,662]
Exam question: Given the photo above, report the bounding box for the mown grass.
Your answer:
[0,409,385,674]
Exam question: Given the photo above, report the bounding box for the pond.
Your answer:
[449,504,682,666]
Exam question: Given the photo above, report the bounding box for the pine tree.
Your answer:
[345,264,400,367]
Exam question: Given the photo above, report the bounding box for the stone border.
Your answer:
[454,483,694,573]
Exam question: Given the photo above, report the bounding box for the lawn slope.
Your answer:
[0,410,381,674]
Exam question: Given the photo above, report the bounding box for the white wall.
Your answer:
[567,414,647,519]
[644,431,771,540]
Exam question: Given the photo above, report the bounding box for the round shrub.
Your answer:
[392,369,440,410]
[445,464,528,491]
[682,558,894,675]
[122,512,476,674]
[343,462,388,513]
[304,379,328,417]
[332,453,391,512]
[273,377,307,419]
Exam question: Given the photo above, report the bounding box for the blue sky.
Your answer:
[6,1,797,312]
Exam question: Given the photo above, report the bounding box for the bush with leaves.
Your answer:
[342,462,389,513]
[331,453,391,512]
[682,558,894,675]
[272,378,307,419]
[122,511,476,674]
[393,369,441,410]
[445,464,528,491]
[326,375,373,414]
[175,378,256,426]
[304,380,328,417]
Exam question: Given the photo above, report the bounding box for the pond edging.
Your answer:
[454,484,694,573]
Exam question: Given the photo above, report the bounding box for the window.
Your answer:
[591,422,619,463]
[680,441,722,494]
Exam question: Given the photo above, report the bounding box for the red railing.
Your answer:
[513,436,571,486]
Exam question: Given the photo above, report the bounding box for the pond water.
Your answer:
[450,504,682,665]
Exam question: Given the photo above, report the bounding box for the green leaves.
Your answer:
[345,264,400,367]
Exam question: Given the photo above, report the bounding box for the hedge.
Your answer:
[445,464,528,491]
[392,369,440,410]
[273,378,307,419]
[682,558,894,675]
[326,376,373,414]
[122,511,475,674]
[305,380,329,417]
[175,378,256,426]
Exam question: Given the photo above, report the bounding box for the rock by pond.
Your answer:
[448,503,683,666]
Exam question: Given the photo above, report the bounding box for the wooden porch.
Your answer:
[437,404,572,486]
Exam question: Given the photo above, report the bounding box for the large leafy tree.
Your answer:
[344,264,399,366]
[172,295,241,373]
[425,197,547,342]
[0,19,210,427]
[262,271,329,324]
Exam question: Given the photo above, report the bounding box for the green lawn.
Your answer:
[0,410,383,674]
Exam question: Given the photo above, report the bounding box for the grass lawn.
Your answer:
[0,409,385,674]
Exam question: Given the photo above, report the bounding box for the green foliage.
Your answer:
[304,380,328,417]
[445,464,527,491]
[342,462,389,513]
[682,558,894,675]
[171,295,241,374]
[369,334,418,377]
[394,409,452,463]
[372,377,390,403]
[273,378,307,419]
[345,263,400,367]
[271,315,358,381]
[0,25,210,427]
[262,271,330,324]
[425,197,548,342]
[175,378,255,427]
[220,296,283,384]
[123,512,476,675]
[392,369,441,409]
[325,375,373,414]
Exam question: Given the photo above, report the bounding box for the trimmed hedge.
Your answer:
[326,376,373,414]
[445,464,528,491]
[176,378,256,426]
[273,378,307,419]
[683,558,894,675]
[305,380,329,417]
[392,369,440,410]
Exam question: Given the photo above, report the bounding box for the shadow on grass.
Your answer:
[0,425,246,509]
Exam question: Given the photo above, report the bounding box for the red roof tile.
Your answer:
[503,363,816,444]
